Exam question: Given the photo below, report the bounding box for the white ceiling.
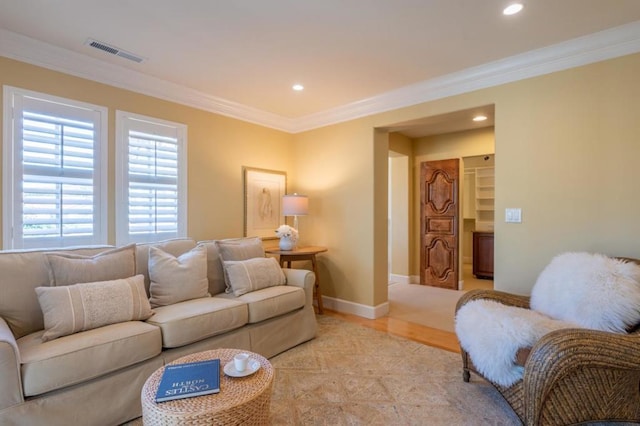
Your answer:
[1,1,640,135]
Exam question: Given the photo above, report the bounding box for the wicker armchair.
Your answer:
[455,288,640,425]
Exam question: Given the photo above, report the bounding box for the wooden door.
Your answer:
[420,159,459,289]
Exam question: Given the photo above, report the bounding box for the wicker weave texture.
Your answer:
[141,348,274,426]
[456,287,640,426]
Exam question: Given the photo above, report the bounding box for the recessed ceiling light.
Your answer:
[473,115,488,122]
[503,3,524,15]
[292,84,304,91]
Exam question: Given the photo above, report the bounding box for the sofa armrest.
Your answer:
[523,328,640,425]
[455,288,530,313]
[282,268,316,307]
[0,317,24,409]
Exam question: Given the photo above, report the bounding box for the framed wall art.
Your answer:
[243,167,287,239]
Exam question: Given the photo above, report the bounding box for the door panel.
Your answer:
[420,159,459,289]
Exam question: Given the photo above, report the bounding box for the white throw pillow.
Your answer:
[36,274,153,342]
[530,252,640,332]
[148,245,209,307]
[223,257,286,297]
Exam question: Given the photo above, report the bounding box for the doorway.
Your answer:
[385,105,495,291]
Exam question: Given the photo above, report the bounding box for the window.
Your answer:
[3,86,107,249]
[115,111,187,245]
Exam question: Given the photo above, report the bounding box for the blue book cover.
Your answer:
[155,358,221,403]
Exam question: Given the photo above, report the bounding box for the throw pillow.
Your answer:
[148,245,209,307]
[46,244,136,286]
[197,241,226,296]
[223,257,286,297]
[530,252,640,332]
[35,274,153,342]
[216,237,265,261]
[215,237,265,293]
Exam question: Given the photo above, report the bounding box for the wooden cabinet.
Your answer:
[473,232,494,279]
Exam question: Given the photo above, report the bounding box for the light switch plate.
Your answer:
[505,208,522,223]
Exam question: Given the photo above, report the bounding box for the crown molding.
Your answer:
[292,20,640,132]
[2,21,640,134]
[0,28,295,132]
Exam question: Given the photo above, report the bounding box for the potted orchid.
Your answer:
[275,224,299,250]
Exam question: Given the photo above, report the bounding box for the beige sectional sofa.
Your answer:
[0,237,317,426]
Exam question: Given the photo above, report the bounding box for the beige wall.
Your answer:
[295,52,640,308]
[0,57,294,246]
[389,154,409,277]
[3,51,640,312]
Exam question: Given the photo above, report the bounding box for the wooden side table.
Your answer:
[265,246,327,314]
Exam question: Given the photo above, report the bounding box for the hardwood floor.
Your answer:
[323,309,461,354]
[323,265,490,354]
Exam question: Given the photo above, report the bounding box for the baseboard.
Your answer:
[321,296,389,319]
[410,275,420,284]
[389,274,410,285]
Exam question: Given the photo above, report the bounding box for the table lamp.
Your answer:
[282,194,308,231]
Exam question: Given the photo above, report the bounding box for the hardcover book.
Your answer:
[155,358,221,403]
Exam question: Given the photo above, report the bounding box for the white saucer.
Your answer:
[224,359,261,377]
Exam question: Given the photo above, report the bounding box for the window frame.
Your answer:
[115,110,188,245]
[2,85,108,249]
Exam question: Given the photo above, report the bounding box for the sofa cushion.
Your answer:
[223,257,286,296]
[530,252,640,332]
[0,246,113,339]
[215,286,305,323]
[146,297,248,348]
[45,244,136,287]
[136,238,197,294]
[148,245,209,308]
[35,275,153,342]
[18,321,161,396]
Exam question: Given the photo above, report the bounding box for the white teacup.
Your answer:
[233,353,250,372]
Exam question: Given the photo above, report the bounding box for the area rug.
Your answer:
[387,283,462,332]
[268,315,520,425]
[123,316,520,425]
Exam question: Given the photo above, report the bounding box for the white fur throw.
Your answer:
[531,252,640,332]
[455,300,578,387]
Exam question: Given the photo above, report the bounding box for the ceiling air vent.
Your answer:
[85,39,145,63]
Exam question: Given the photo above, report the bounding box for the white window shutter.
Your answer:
[3,87,107,249]
[116,112,187,245]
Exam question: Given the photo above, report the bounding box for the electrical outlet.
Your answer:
[505,208,522,223]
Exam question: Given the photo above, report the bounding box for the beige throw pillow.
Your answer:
[216,237,265,261]
[215,237,265,293]
[223,257,286,297]
[148,245,209,307]
[46,244,136,286]
[35,274,153,342]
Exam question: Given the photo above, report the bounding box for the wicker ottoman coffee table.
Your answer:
[141,348,274,425]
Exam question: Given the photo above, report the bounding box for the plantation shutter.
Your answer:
[116,112,187,244]
[3,88,107,249]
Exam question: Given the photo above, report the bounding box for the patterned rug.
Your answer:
[124,316,521,425]
[268,315,520,425]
